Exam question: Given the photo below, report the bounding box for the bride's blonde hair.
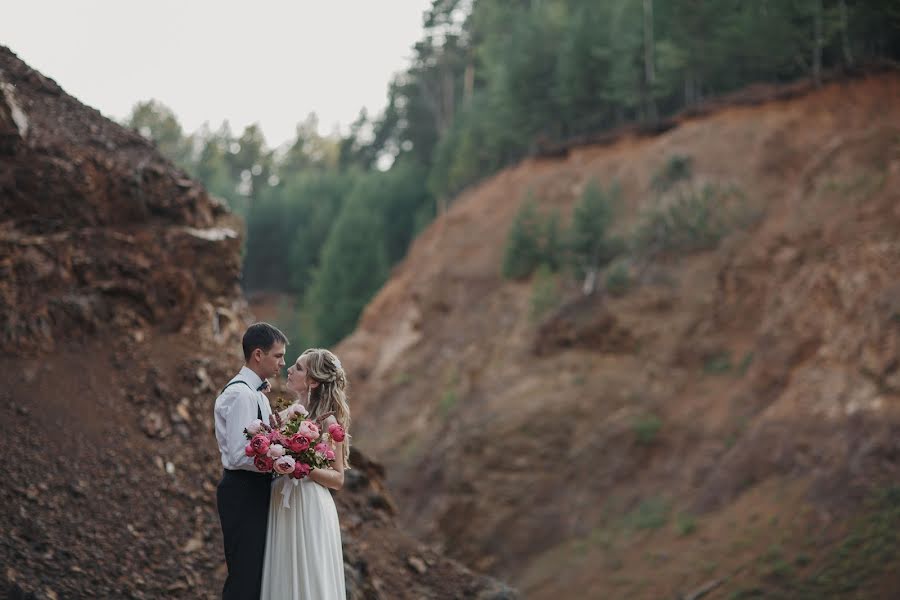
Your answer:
[301,348,351,468]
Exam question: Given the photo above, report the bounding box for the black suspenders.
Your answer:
[222,380,263,420]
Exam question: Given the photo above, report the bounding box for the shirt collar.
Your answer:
[238,366,265,391]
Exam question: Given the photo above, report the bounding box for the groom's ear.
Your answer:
[251,348,263,363]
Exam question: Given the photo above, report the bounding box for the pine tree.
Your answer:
[306,194,389,346]
[570,181,623,292]
[502,198,543,280]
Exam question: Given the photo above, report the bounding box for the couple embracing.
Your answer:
[214,322,350,599]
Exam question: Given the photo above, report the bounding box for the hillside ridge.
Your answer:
[339,71,900,598]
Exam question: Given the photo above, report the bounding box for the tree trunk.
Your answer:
[813,0,823,85]
[441,63,455,133]
[643,0,658,120]
[463,61,474,103]
[839,0,854,66]
[582,268,597,296]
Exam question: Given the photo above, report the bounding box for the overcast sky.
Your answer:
[1,1,431,147]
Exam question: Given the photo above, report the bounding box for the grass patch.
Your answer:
[628,497,670,530]
[766,558,794,581]
[792,485,900,596]
[794,553,812,567]
[529,263,561,322]
[439,389,457,417]
[704,350,733,375]
[633,413,663,445]
[742,485,900,599]
[675,512,698,536]
[651,154,693,192]
[737,351,754,375]
[392,372,412,386]
[633,184,749,256]
[605,262,632,297]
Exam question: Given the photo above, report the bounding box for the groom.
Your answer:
[214,322,287,599]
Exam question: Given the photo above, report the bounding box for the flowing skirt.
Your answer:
[260,477,345,600]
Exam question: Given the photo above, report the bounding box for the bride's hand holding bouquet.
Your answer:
[242,403,345,480]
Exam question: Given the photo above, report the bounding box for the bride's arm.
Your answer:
[307,416,345,491]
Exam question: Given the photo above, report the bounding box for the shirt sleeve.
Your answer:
[220,388,260,471]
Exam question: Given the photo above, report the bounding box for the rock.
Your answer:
[174,398,191,422]
[173,423,190,439]
[140,411,170,439]
[194,367,213,393]
[406,555,427,574]
[68,481,87,498]
[181,537,203,554]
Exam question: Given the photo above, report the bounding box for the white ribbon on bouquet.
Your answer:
[279,476,299,509]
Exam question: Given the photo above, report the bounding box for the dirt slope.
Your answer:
[339,72,900,598]
[0,46,515,599]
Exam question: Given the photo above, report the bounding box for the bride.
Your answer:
[261,348,350,599]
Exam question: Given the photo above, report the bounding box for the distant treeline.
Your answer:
[127,0,899,345]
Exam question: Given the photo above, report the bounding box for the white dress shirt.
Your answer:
[214,366,273,471]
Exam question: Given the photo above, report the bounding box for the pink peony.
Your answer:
[314,442,329,455]
[273,455,296,475]
[249,434,270,456]
[298,420,320,441]
[291,462,311,480]
[246,419,264,435]
[286,433,310,453]
[327,423,345,442]
[254,455,274,472]
[325,449,335,461]
[244,443,255,457]
[267,444,286,459]
[268,430,285,445]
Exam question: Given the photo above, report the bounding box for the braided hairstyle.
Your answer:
[301,348,351,468]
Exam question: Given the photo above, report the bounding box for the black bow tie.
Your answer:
[257,381,268,391]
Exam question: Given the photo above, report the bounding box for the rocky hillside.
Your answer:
[0,46,514,599]
[339,72,900,598]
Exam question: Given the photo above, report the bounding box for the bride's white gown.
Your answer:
[260,476,346,599]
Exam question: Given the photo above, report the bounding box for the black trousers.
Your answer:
[216,469,272,600]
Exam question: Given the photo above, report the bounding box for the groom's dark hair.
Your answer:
[242,322,288,361]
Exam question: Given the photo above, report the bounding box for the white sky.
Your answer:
[1,1,431,147]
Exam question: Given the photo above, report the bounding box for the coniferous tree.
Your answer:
[570,181,623,290]
[502,198,543,280]
[306,192,390,345]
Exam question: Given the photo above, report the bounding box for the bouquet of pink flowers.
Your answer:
[243,403,346,480]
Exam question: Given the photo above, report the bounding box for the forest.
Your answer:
[125,0,900,346]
